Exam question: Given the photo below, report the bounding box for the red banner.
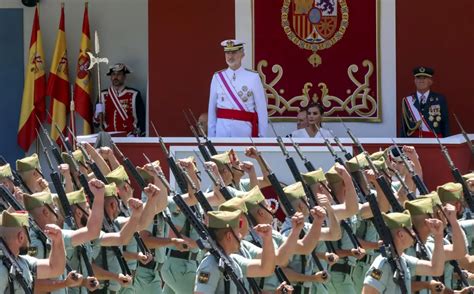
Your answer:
[254,0,379,121]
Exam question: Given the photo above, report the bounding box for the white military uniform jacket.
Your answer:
[208,66,268,137]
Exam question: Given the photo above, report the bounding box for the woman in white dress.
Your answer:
[291,102,331,138]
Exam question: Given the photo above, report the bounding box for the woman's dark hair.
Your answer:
[305,102,325,116]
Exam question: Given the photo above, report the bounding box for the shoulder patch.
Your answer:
[198,271,210,284]
[370,268,382,281]
[245,68,258,73]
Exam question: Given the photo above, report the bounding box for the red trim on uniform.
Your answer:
[216,108,258,137]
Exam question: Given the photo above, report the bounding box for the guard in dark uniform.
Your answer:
[401,66,449,138]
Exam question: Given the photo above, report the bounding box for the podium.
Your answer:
[80,134,473,192]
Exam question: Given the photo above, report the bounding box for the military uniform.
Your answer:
[401,66,449,138]
[194,210,249,293]
[0,211,37,294]
[94,63,145,136]
[208,40,268,137]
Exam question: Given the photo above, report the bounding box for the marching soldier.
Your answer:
[16,153,49,194]
[401,66,450,138]
[0,210,66,293]
[207,40,268,137]
[94,63,146,136]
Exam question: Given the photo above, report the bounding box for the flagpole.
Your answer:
[70,84,76,150]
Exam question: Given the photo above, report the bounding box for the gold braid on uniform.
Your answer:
[402,99,421,136]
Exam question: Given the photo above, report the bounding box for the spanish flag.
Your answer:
[73,2,93,135]
[47,4,70,143]
[17,6,47,152]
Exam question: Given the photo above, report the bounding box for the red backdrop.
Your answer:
[254,0,379,120]
[396,0,474,135]
[148,0,235,136]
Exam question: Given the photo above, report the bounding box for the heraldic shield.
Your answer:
[282,0,348,66]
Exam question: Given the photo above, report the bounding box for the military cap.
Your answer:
[462,172,474,181]
[404,197,434,216]
[221,39,244,52]
[373,157,388,173]
[301,168,326,185]
[437,182,463,203]
[0,211,29,228]
[219,197,248,214]
[370,151,386,161]
[283,182,306,202]
[61,150,85,171]
[106,165,129,187]
[325,165,343,185]
[0,164,13,180]
[211,151,232,170]
[382,210,412,230]
[23,191,54,211]
[243,186,266,211]
[16,153,40,173]
[413,66,434,78]
[207,210,241,229]
[346,153,368,173]
[419,191,442,207]
[106,63,131,76]
[67,188,87,205]
[136,160,160,182]
[104,183,118,198]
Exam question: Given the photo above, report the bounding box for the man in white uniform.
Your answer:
[208,39,268,137]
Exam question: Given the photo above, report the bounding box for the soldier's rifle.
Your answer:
[0,156,32,194]
[35,116,64,166]
[144,154,265,293]
[52,121,73,153]
[430,126,474,212]
[0,237,33,294]
[329,129,353,161]
[454,114,474,157]
[150,121,189,194]
[183,110,212,161]
[249,138,328,277]
[36,132,96,278]
[390,139,429,195]
[188,108,218,155]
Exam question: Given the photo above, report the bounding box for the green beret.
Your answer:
[106,165,129,187]
[23,191,54,211]
[382,210,412,230]
[137,160,160,182]
[211,151,232,170]
[243,186,266,211]
[462,172,474,181]
[67,188,87,205]
[419,191,442,208]
[0,211,29,228]
[437,182,463,203]
[0,164,13,180]
[404,197,434,216]
[325,165,342,185]
[301,168,326,185]
[283,182,305,202]
[104,183,118,197]
[16,153,40,173]
[219,197,248,214]
[207,210,241,229]
[61,150,85,171]
[346,153,368,173]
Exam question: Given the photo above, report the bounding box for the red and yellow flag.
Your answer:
[47,5,70,143]
[17,6,47,152]
[73,2,93,135]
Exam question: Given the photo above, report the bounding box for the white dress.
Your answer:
[290,126,332,138]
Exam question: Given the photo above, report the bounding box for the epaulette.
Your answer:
[245,68,258,74]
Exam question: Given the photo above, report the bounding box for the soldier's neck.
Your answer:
[113,85,125,92]
[229,64,242,71]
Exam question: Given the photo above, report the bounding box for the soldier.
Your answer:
[94,63,145,136]
[207,39,268,137]
[0,210,66,293]
[0,163,16,194]
[401,66,449,138]
[194,210,275,293]
[362,211,446,293]
[16,153,49,194]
